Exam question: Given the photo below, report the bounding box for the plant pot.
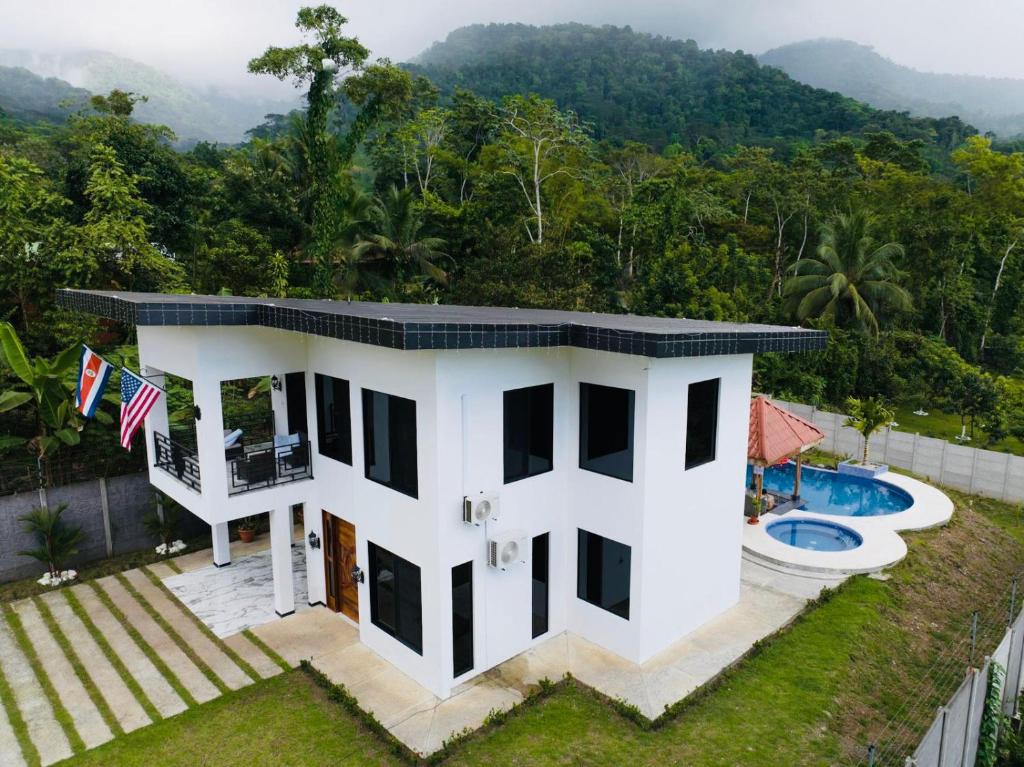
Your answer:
[238,529,256,543]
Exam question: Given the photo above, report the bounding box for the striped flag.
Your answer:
[74,345,113,418]
[120,369,161,449]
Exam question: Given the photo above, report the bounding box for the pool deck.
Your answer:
[743,470,954,575]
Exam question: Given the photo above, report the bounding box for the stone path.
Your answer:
[0,560,283,766]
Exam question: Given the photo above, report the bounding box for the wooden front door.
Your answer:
[322,511,359,621]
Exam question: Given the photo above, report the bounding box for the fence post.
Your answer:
[939,437,948,486]
[936,707,948,766]
[98,477,113,558]
[1011,580,1018,627]
[37,485,48,511]
[961,667,980,767]
[866,743,876,766]
[1002,453,1014,502]
[911,432,921,474]
[968,446,980,495]
[971,612,980,665]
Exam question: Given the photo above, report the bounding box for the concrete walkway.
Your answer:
[0,558,283,766]
[250,559,840,756]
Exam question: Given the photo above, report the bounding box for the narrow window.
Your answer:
[369,542,422,654]
[532,533,549,638]
[577,529,631,620]
[504,383,554,483]
[362,389,418,498]
[314,374,352,465]
[452,561,474,676]
[685,378,720,470]
[579,383,635,482]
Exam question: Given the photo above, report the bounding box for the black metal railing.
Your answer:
[153,432,202,492]
[227,437,312,495]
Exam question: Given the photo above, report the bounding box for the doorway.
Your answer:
[322,511,359,622]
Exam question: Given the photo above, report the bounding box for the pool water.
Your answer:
[767,519,863,551]
[746,462,912,517]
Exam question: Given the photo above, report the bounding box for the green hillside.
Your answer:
[0,65,90,124]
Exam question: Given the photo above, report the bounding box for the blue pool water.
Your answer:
[767,519,863,552]
[746,462,912,517]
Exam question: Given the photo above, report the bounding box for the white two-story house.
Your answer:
[60,289,825,700]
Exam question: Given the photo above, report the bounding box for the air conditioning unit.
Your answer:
[463,493,499,526]
[487,530,529,571]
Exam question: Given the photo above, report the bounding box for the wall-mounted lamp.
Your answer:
[307,531,320,550]
[350,565,365,584]
[271,375,282,392]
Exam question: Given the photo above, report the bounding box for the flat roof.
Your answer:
[58,289,827,359]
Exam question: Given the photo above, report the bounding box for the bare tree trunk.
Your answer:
[743,190,751,224]
[980,238,1018,356]
[616,215,624,268]
[796,210,809,265]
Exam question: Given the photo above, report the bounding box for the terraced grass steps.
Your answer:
[0,653,30,767]
[222,633,284,680]
[0,610,71,766]
[9,600,112,750]
[47,588,158,731]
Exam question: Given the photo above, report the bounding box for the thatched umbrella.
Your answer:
[746,396,825,525]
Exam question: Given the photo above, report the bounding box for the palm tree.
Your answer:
[843,396,894,465]
[784,209,911,335]
[19,503,84,579]
[351,185,449,290]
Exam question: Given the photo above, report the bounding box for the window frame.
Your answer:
[576,528,631,621]
[684,377,720,470]
[368,542,423,655]
[578,382,635,482]
[361,388,419,498]
[314,373,352,466]
[503,383,555,484]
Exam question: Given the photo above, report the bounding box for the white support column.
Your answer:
[140,366,168,470]
[212,522,231,567]
[193,374,227,504]
[270,506,295,617]
[270,375,289,437]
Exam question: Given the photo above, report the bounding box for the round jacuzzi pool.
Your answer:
[766,519,863,552]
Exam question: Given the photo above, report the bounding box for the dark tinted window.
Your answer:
[362,389,418,498]
[532,533,549,638]
[504,384,554,483]
[577,529,631,620]
[314,374,351,465]
[285,372,308,435]
[579,383,634,482]
[452,561,474,676]
[369,543,422,654]
[685,378,720,470]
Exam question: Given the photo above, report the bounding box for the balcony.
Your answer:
[154,432,202,492]
[227,436,313,496]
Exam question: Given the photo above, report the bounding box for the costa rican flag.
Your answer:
[120,369,162,449]
[74,345,113,418]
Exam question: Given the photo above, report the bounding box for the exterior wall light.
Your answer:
[271,375,282,392]
[307,531,320,549]
[351,565,365,584]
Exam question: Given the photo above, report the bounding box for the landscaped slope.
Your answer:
[409,24,976,153]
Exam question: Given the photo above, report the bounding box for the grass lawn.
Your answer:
[45,467,1024,766]
[892,405,1024,456]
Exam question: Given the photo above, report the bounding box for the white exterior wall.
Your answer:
[135,324,752,699]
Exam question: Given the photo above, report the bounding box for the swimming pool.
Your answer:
[766,519,863,551]
[746,462,912,517]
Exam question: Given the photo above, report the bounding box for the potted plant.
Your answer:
[237,516,259,543]
[18,503,84,587]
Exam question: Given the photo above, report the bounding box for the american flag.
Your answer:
[120,369,161,449]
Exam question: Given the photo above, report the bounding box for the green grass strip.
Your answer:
[242,629,291,673]
[113,573,230,696]
[164,559,183,574]
[2,602,86,754]
[32,596,124,738]
[76,582,191,714]
[141,566,260,683]
[0,617,39,766]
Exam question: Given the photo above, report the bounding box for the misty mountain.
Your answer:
[409,24,975,154]
[759,39,1024,138]
[0,49,297,145]
[0,65,90,123]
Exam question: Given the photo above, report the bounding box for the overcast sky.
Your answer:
[1,0,1021,96]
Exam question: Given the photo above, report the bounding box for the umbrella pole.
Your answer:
[793,455,802,501]
[749,471,763,525]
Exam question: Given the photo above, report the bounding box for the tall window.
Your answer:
[314,374,351,465]
[504,384,554,483]
[685,378,720,470]
[532,533,549,638]
[362,389,418,498]
[451,561,474,676]
[577,529,631,620]
[369,543,422,654]
[579,383,635,482]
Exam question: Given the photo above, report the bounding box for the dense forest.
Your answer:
[2,10,1024,464]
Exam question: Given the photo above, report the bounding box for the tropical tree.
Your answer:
[350,185,449,292]
[18,503,84,580]
[843,396,894,465]
[784,208,912,335]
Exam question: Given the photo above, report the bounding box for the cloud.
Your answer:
[0,0,1020,94]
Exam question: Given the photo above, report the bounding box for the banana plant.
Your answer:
[0,321,112,467]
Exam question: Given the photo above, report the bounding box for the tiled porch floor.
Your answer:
[235,558,844,756]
